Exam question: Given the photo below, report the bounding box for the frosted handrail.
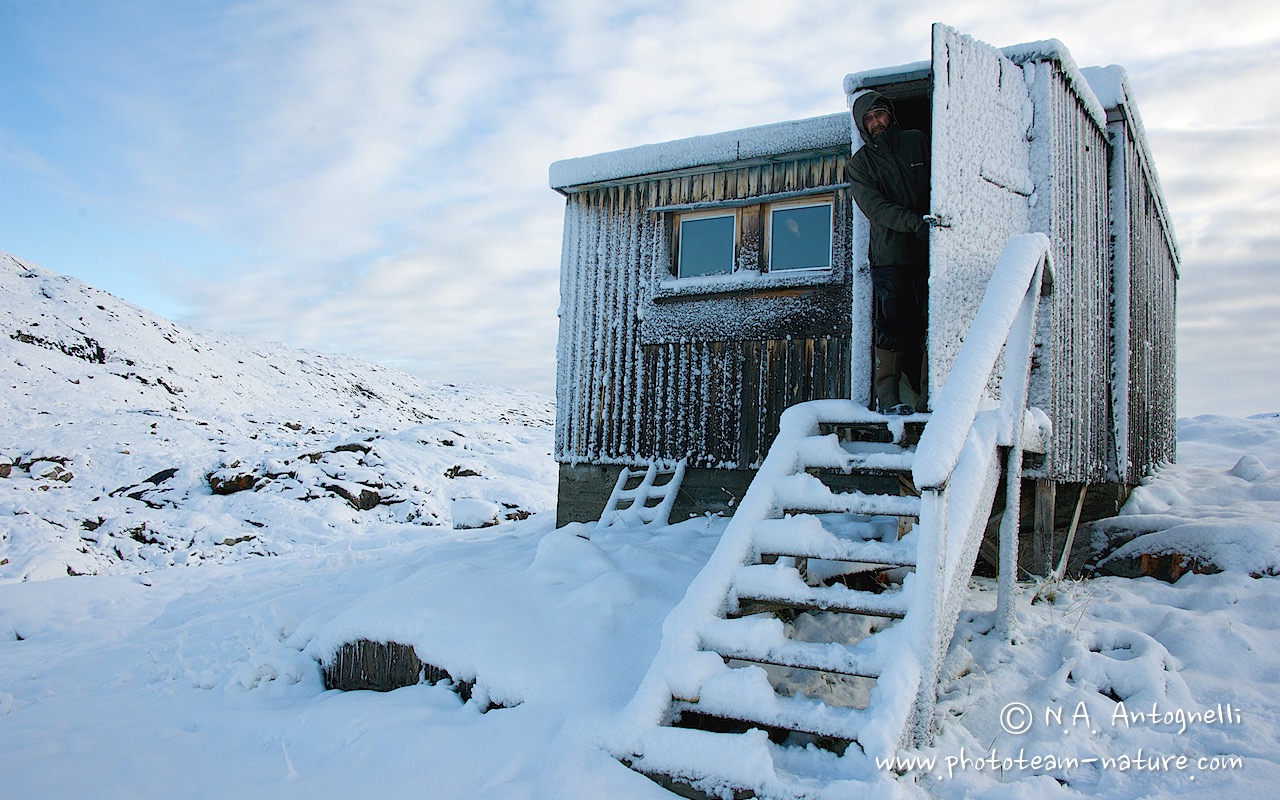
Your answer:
[912,233,1052,491]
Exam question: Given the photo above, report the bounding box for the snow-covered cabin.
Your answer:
[549,26,1178,533]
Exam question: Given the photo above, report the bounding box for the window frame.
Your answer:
[765,197,835,273]
[674,209,740,279]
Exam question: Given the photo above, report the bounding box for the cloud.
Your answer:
[5,0,1277,412]
[162,1,1280,410]
[1177,248,1280,418]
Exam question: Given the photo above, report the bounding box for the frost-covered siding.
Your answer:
[1119,134,1178,477]
[554,148,854,468]
[1107,92,1179,479]
[641,337,850,466]
[1021,56,1113,483]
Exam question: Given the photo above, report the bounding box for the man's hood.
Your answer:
[851,91,898,147]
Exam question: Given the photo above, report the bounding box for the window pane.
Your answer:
[678,215,735,278]
[770,204,832,271]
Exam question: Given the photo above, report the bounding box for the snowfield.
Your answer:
[0,251,556,582]
[3,251,1279,798]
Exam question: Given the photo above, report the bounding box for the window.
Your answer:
[676,212,736,278]
[768,201,833,271]
[665,192,837,282]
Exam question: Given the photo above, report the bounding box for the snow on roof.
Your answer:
[845,37,1108,131]
[1083,64,1182,268]
[842,59,930,95]
[1000,38,1108,129]
[548,113,852,192]
[1080,63,1129,110]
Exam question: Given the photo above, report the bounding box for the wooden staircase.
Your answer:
[611,235,1054,799]
[620,411,938,798]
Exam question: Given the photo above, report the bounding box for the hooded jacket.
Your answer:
[846,92,931,268]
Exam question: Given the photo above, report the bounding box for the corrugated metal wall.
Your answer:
[555,153,853,468]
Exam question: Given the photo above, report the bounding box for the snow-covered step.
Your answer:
[627,721,890,798]
[774,473,921,517]
[622,724,781,799]
[752,516,919,566]
[672,690,871,745]
[792,432,914,470]
[819,418,927,447]
[624,724,883,800]
[753,514,895,545]
[699,617,887,678]
[672,660,874,744]
[812,452,915,476]
[730,563,911,619]
[819,513,903,543]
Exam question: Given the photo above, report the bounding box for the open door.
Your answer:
[927,24,1033,399]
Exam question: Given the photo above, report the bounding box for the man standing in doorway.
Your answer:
[847,91,931,415]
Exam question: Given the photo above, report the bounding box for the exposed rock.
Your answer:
[29,460,73,483]
[10,329,105,363]
[207,463,260,495]
[1096,550,1219,582]
[143,468,179,485]
[333,442,372,454]
[324,483,382,511]
[112,467,182,504]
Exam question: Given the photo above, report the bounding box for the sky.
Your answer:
[1,0,1277,418]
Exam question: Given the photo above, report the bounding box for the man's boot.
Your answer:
[874,347,900,412]
[899,346,924,411]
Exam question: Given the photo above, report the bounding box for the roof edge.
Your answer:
[549,113,852,193]
[1082,64,1182,270]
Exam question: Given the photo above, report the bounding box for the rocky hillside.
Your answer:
[0,251,556,582]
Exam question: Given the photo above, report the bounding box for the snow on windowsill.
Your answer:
[655,268,838,301]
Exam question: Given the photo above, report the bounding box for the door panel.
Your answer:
[928,23,1033,398]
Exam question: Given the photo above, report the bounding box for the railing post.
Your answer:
[910,486,947,747]
[994,253,1046,641]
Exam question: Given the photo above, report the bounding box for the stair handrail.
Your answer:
[905,233,1053,748]
[912,233,1053,492]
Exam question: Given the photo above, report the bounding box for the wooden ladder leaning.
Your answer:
[597,460,688,531]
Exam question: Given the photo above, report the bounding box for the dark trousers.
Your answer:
[871,263,928,395]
